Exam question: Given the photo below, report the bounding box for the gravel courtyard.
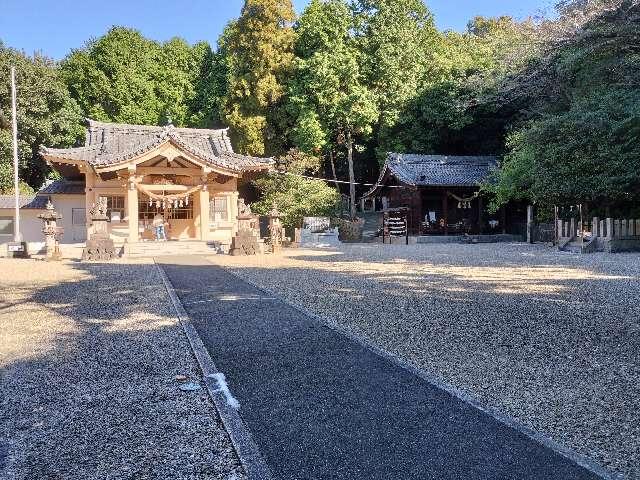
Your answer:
[0,258,244,480]
[213,243,640,479]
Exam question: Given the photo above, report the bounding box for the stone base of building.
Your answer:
[417,234,522,244]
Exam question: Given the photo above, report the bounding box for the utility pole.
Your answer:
[11,66,21,243]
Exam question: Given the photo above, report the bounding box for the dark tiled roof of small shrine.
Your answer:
[364,153,498,197]
[41,119,273,173]
[39,179,85,195]
[0,195,49,210]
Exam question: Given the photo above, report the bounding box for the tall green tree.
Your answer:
[389,14,537,156]
[0,43,83,192]
[221,0,296,156]
[354,0,440,159]
[61,27,220,127]
[289,0,378,219]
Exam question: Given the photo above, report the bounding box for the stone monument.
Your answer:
[229,198,261,256]
[82,197,117,261]
[38,199,63,261]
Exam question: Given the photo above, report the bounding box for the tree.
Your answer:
[289,0,378,219]
[220,0,296,156]
[189,43,228,128]
[485,0,640,211]
[354,0,440,158]
[0,43,83,191]
[61,27,216,127]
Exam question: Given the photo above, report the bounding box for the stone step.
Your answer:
[122,241,221,258]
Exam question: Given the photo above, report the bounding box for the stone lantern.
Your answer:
[268,203,284,254]
[38,199,63,261]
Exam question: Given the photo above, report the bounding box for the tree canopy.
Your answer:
[0,43,83,192]
[61,27,223,127]
[485,0,640,211]
[1,0,638,220]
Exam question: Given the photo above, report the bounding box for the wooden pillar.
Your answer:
[442,190,448,236]
[199,177,210,242]
[84,168,95,238]
[501,206,507,234]
[126,172,138,243]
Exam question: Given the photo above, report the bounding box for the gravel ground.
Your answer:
[0,258,245,480]
[212,243,640,479]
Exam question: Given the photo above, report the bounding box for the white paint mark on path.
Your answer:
[208,372,241,410]
[184,295,277,305]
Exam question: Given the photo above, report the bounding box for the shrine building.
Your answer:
[0,119,273,254]
[362,153,526,236]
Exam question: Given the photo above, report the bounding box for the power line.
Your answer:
[275,171,408,189]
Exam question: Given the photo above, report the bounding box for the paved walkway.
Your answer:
[158,256,604,480]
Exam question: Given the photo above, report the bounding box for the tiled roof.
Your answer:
[41,119,273,173]
[39,179,85,195]
[364,153,498,197]
[0,195,49,210]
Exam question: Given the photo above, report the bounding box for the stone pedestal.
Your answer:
[83,215,116,261]
[229,213,260,256]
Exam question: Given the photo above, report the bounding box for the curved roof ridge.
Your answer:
[86,118,230,137]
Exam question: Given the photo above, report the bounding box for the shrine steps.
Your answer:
[121,240,223,258]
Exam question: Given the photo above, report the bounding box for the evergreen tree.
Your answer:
[354,0,440,159]
[0,43,83,191]
[289,0,378,219]
[221,0,296,156]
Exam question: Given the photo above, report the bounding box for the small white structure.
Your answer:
[299,217,341,248]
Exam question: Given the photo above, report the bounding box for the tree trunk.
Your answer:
[347,132,356,220]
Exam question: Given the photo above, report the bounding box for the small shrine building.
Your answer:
[362,153,526,236]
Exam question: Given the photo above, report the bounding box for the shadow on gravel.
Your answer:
[213,250,639,480]
[0,262,243,480]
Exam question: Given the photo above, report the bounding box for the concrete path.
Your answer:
[158,256,605,480]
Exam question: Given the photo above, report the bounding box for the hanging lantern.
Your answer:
[174,200,179,208]
[457,202,462,209]
[179,200,183,208]
[149,198,152,206]
[155,201,161,209]
[185,196,189,206]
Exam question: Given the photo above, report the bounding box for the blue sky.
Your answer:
[1,0,554,60]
